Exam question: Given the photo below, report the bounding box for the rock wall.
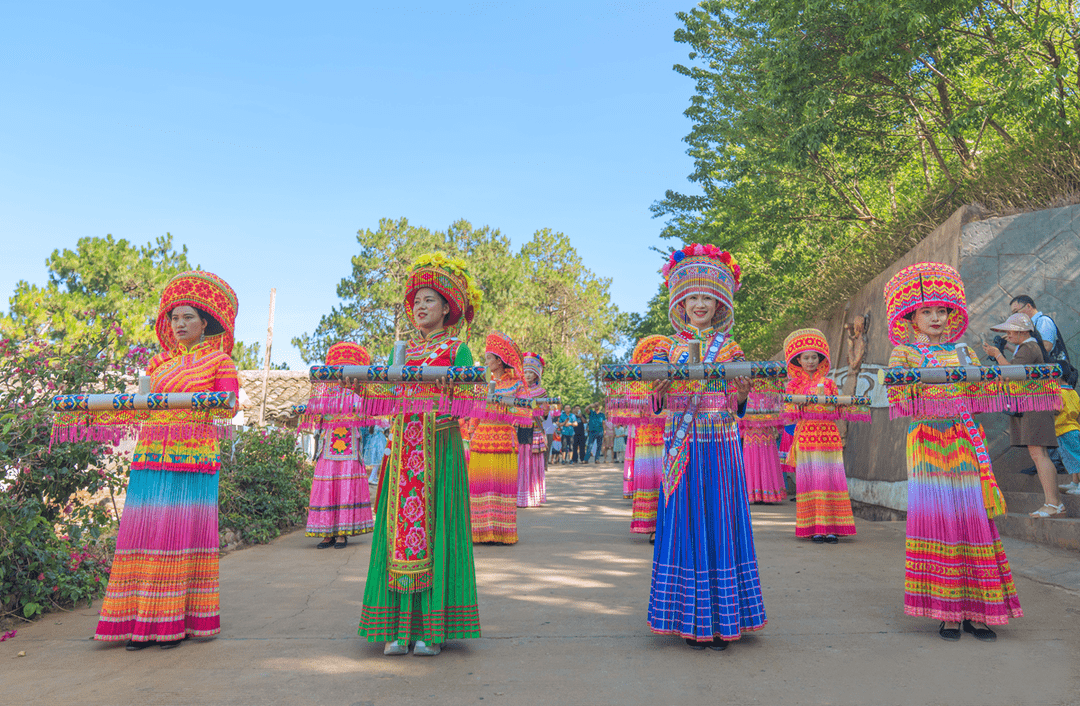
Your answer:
[807,203,1080,514]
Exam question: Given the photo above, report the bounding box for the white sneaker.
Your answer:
[412,640,441,656]
[1058,481,1079,492]
[1069,487,1080,495]
[383,640,408,655]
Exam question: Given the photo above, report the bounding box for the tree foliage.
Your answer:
[292,218,627,404]
[655,0,1080,356]
[0,234,191,358]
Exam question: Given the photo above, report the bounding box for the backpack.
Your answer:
[1034,313,1078,387]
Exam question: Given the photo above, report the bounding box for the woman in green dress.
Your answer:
[358,253,484,656]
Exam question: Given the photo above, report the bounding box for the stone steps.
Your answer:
[994,513,1080,551]
[1001,490,1080,516]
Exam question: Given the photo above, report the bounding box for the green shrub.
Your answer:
[218,427,313,545]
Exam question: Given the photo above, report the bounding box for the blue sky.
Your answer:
[1,1,701,368]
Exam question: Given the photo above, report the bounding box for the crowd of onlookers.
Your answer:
[541,402,626,466]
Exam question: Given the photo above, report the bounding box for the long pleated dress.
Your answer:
[741,383,787,503]
[786,374,857,537]
[622,425,636,499]
[358,332,481,644]
[516,385,548,508]
[647,330,767,641]
[94,340,238,643]
[630,421,664,534]
[468,371,521,543]
[305,421,374,538]
[888,343,1022,625]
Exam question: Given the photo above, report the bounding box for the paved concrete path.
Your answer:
[3,462,1079,705]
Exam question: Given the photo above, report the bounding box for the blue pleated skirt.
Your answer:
[647,420,767,641]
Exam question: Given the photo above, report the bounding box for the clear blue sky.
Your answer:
[1,1,701,369]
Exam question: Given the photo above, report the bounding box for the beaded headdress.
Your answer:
[632,334,671,364]
[523,352,545,381]
[485,331,523,378]
[883,262,968,345]
[783,328,831,378]
[404,252,483,335]
[325,342,372,367]
[155,270,239,354]
[662,244,741,334]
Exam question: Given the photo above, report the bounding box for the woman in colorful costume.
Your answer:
[94,271,239,650]
[469,331,524,543]
[358,254,482,656]
[627,335,668,541]
[304,342,375,549]
[741,383,788,504]
[644,245,766,650]
[516,352,549,508]
[782,329,857,542]
[884,262,1021,641]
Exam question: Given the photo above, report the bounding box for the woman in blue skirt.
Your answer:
[643,244,766,650]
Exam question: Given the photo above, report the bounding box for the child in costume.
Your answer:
[782,329,857,543]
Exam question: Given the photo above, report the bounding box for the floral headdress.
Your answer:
[783,328,831,380]
[662,244,741,334]
[883,262,968,345]
[523,352,545,381]
[155,270,239,354]
[485,331,523,379]
[404,252,484,335]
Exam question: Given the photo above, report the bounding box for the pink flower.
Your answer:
[402,421,422,445]
[402,495,424,522]
[404,526,427,553]
[37,573,44,581]
[0,630,15,642]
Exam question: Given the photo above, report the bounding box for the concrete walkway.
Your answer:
[3,462,1079,706]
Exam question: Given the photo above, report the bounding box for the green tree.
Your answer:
[293,219,625,404]
[0,234,191,356]
[654,0,1080,356]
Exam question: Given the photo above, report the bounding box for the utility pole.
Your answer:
[258,288,276,427]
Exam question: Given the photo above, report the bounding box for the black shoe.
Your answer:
[962,620,997,642]
[709,638,728,651]
[334,536,348,549]
[317,537,335,549]
[811,535,825,543]
[685,638,707,650]
[649,532,656,545]
[938,621,962,641]
[824,534,839,544]
[125,639,154,651]
[160,635,189,649]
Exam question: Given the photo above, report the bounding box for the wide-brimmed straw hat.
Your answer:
[990,312,1035,332]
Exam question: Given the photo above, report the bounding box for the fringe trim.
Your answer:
[50,414,233,448]
[887,381,1061,419]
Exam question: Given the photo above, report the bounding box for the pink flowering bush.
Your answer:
[0,325,133,620]
[218,427,313,546]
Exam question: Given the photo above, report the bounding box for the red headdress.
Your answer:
[325,342,372,367]
[783,328,831,381]
[883,262,968,345]
[404,252,483,336]
[485,331,523,378]
[155,270,239,354]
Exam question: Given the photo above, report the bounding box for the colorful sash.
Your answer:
[661,333,727,499]
[915,343,1006,518]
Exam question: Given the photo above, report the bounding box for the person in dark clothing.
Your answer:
[571,404,586,463]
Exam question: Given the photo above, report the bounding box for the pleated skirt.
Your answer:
[468,423,518,544]
[791,420,856,537]
[358,420,481,643]
[94,468,220,642]
[516,443,546,507]
[904,421,1022,624]
[305,457,373,537]
[630,439,662,534]
[741,427,787,503]
[622,435,636,499]
[648,422,767,641]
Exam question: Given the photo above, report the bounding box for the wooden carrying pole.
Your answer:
[258,288,276,427]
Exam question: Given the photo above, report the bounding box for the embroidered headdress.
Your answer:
[523,352,545,381]
[662,244,741,334]
[325,342,372,367]
[883,262,968,345]
[632,334,671,364]
[404,252,483,335]
[485,331,523,378]
[155,270,239,354]
[783,328,831,379]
